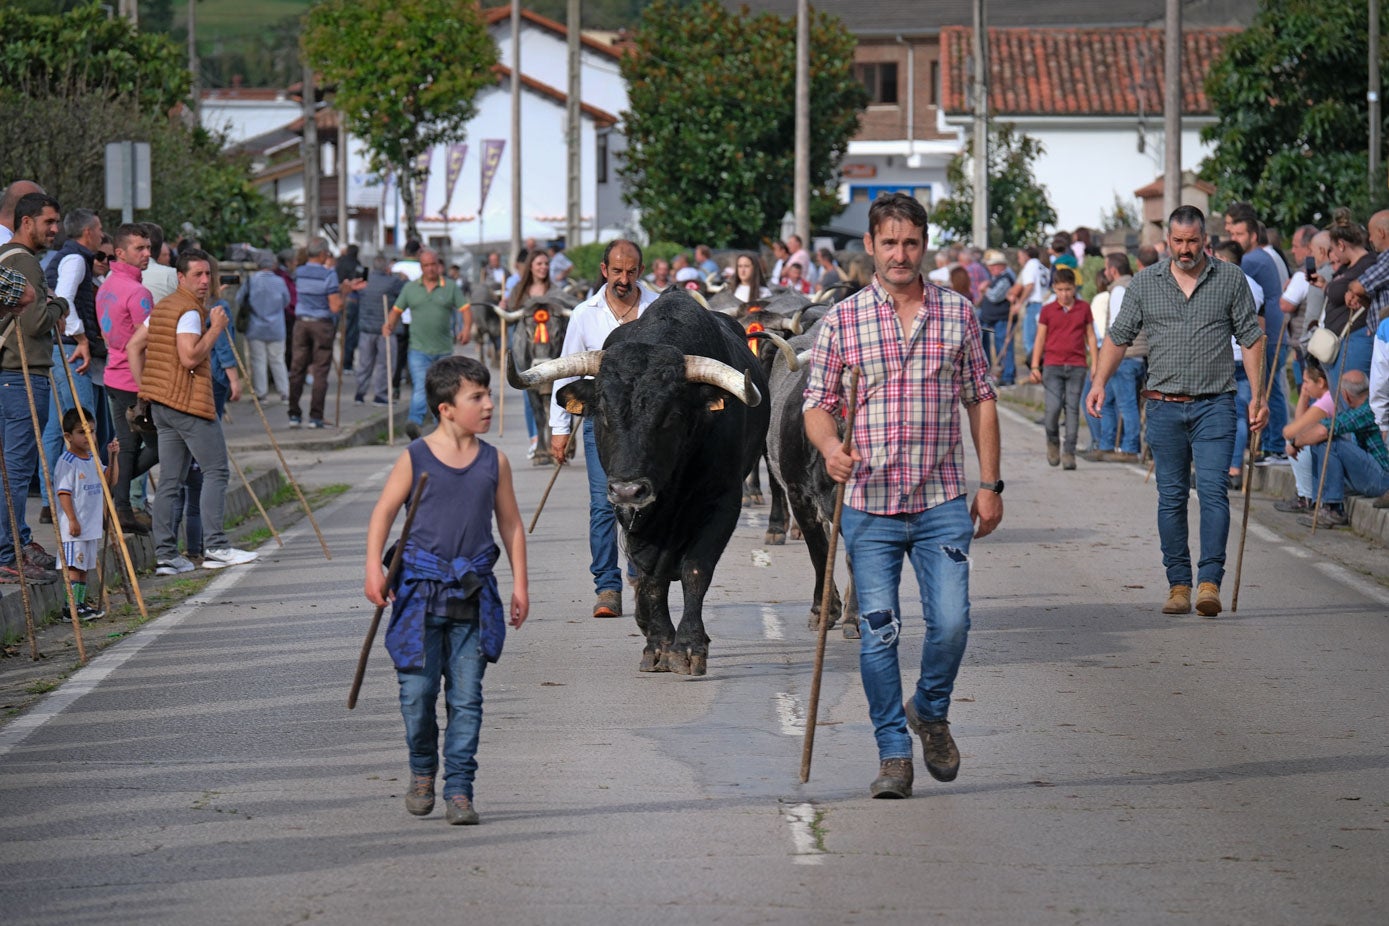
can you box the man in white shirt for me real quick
[1008,245,1049,373]
[140,222,178,304]
[549,240,659,618]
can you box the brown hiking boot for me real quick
[869,758,914,798]
[1061,453,1077,470]
[1046,441,1061,466]
[1101,451,1140,463]
[1162,585,1192,614]
[444,794,480,825]
[404,773,435,816]
[593,589,622,618]
[117,509,151,535]
[905,699,960,782]
[1195,582,1222,617]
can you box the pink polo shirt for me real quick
[96,261,154,393]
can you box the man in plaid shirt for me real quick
[803,193,1002,800]
[1297,370,1389,528]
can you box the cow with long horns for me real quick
[511,291,770,675]
[498,294,573,465]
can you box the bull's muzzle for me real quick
[608,478,655,509]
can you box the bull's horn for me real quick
[495,305,526,322]
[684,356,762,407]
[790,308,804,333]
[796,349,813,366]
[509,350,604,390]
[761,331,800,372]
[688,290,711,310]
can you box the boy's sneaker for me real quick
[77,602,104,621]
[443,794,479,825]
[156,555,196,576]
[405,773,435,816]
[23,542,57,570]
[288,416,302,429]
[203,547,258,567]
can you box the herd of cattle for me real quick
[495,276,863,676]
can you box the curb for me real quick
[0,466,285,644]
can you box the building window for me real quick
[930,61,940,106]
[855,62,899,105]
[849,184,931,208]
[597,131,609,184]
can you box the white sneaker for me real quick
[203,547,258,567]
[156,555,196,576]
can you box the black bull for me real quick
[501,296,572,465]
[511,292,770,675]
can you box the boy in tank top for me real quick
[365,355,529,825]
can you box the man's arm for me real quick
[1241,335,1269,432]
[964,399,1002,538]
[176,307,230,370]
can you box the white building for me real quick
[202,7,636,256]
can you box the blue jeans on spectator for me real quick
[1022,302,1042,363]
[583,417,621,594]
[841,497,973,761]
[171,461,204,557]
[523,389,538,440]
[0,371,50,565]
[1146,393,1236,589]
[980,318,1015,384]
[396,611,487,800]
[1265,339,1290,447]
[1308,435,1389,504]
[1081,370,1103,448]
[39,345,96,503]
[406,349,449,426]
[1329,327,1374,393]
[1101,357,1144,454]
[1231,366,1252,471]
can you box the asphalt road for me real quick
[0,392,1385,926]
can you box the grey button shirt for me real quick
[1107,256,1263,396]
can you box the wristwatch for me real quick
[978,480,1004,494]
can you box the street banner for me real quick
[413,150,433,220]
[443,143,468,215]
[480,139,505,211]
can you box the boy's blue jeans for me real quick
[841,497,973,762]
[1145,393,1236,588]
[397,612,487,800]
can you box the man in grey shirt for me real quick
[1086,206,1266,618]
[354,254,403,405]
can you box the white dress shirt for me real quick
[548,282,660,436]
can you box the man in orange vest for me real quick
[138,249,258,575]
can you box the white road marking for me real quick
[761,605,785,641]
[1246,521,1281,544]
[1313,561,1389,608]
[774,692,804,736]
[784,802,825,864]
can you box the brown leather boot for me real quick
[869,758,914,799]
[1162,585,1192,614]
[1195,581,1222,617]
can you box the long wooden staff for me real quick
[228,448,282,547]
[384,296,394,447]
[227,337,332,559]
[333,311,347,429]
[52,351,146,619]
[348,472,428,709]
[1308,310,1365,537]
[529,429,575,533]
[14,335,87,662]
[992,312,1018,379]
[800,365,861,784]
[1231,318,1288,611]
[499,319,508,438]
[0,432,39,660]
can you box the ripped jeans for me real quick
[841,496,973,762]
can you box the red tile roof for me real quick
[940,26,1236,117]
[483,5,624,59]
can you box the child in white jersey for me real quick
[55,408,119,620]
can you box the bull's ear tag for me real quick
[705,396,726,412]
[564,397,587,415]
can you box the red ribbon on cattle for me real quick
[533,308,550,345]
[746,320,764,356]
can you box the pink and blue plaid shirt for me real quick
[803,275,996,516]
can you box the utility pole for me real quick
[567,0,582,248]
[971,0,988,248]
[119,0,138,27]
[337,109,349,249]
[510,0,522,265]
[1163,0,1182,218]
[794,0,810,250]
[303,63,319,239]
[1372,0,1382,190]
[187,0,199,122]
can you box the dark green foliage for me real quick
[619,0,866,249]
[933,123,1057,248]
[1200,0,1389,230]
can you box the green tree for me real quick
[1200,0,1389,230]
[302,0,498,244]
[619,0,866,249]
[934,123,1057,248]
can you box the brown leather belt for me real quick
[1141,390,1215,403]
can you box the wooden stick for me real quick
[0,431,39,660]
[499,320,507,438]
[227,337,332,560]
[333,311,347,429]
[15,336,86,662]
[228,450,283,547]
[96,511,110,613]
[1232,319,1288,612]
[992,312,1018,380]
[800,365,861,784]
[528,430,574,534]
[52,351,147,620]
[385,297,394,447]
[348,473,429,709]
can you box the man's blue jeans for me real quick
[1145,393,1236,588]
[1231,366,1252,470]
[396,612,487,800]
[1101,357,1144,454]
[0,371,50,564]
[406,349,449,426]
[583,417,621,594]
[1265,339,1290,443]
[40,344,96,502]
[1022,301,1042,362]
[841,497,973,762]
[980,318,1015,384]
[1308,435,1389,504]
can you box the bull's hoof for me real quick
[841,618,860,640]
[806,607,839,632]
[688,652,708,676]
[660,648,691,674]
[639,648,667,673]
[764,529,786,545]
[532,453,553,467]
[789,525,803,541]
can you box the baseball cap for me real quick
[0,266,28,309]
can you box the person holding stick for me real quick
[1294,370,1389,529]
[365,355,528,825]
[803,193,1002,800]
[1086,206,1265,618]
[55,407,118,620]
